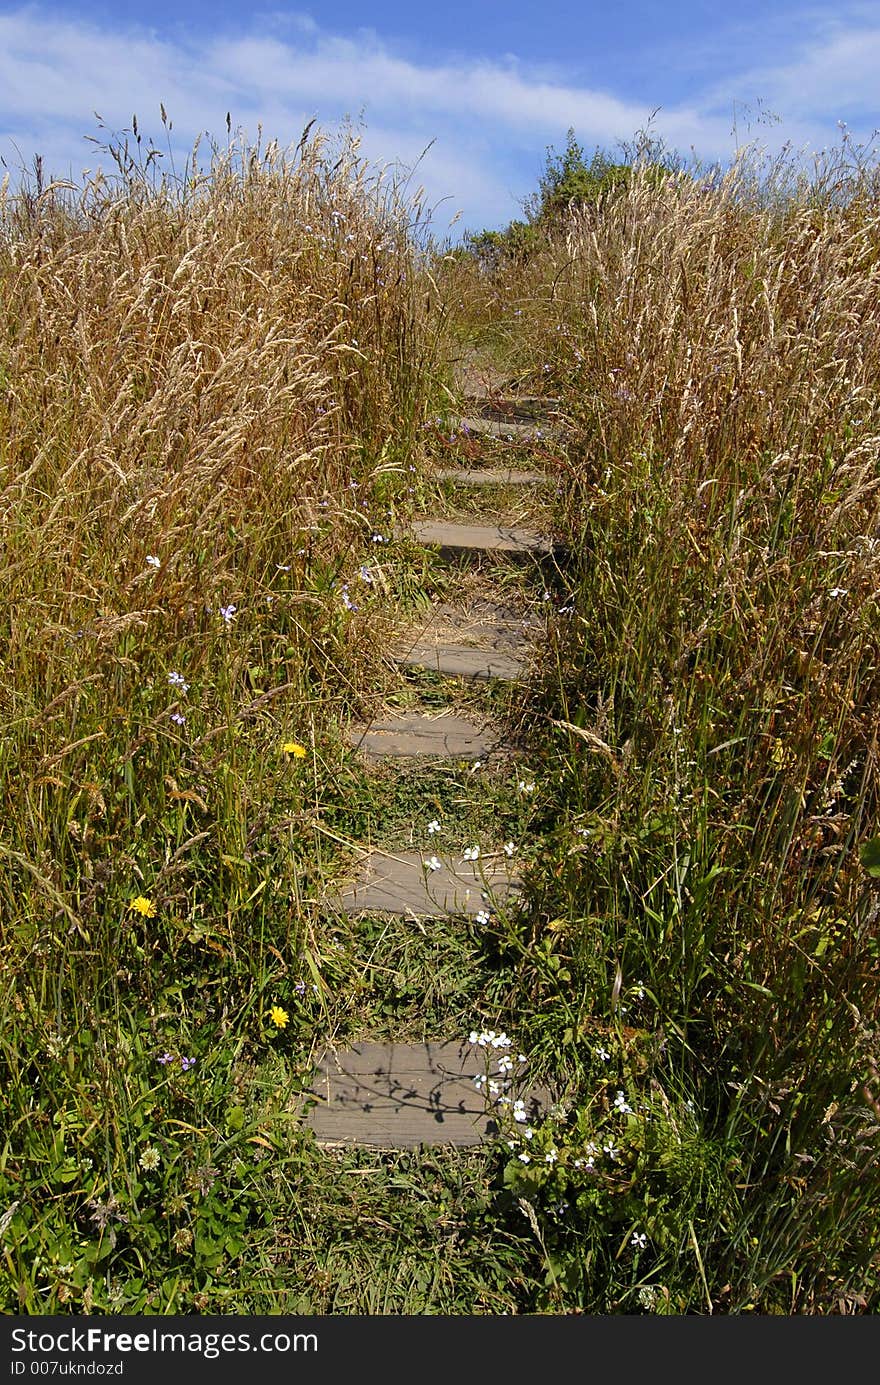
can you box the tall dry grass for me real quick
[1,122,438,717]
[446,145,880,1308]
[0,122,446,1311]
[0,122,442,885]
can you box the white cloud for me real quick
[710,22,880,124]
[1,6,879,231]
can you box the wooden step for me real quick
[465,398,560,422]
[307,1041,550,1147]
[435,466,548,486]
[392,594,539,682]
[347,712,499,760]
[459,415,550,442]
[486,396,560,417]
[394,641,525,681]
[328,850,518,917]
[408,520,554,557]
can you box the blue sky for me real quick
[1,2,879,236]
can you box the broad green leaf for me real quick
[859,837,880,877]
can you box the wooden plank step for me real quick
[409,520,554,557]
[307,1041,551,1147]
[467,398,560,422]
[328,850,518,917]
[435,467,548,486]
[429,595,543,644]
[394,641,525,681]
[459,414,550,442]
[392,594,539,682]
[490,396,560,416]
[347,712,499,760]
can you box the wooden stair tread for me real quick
[327,850,518,917]
[307,1040,551,1147]
[394,642,526,681]
[435,466,548,486]
[347,712,500,759]
[392,594,540,682]
[459,414,551,442]
[480,396,560,416]
[408,520,554,556]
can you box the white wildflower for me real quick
[469,1029,511,1050]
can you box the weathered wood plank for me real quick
[394,641,526,681]
[347,712,500,760]
[409,520,553,556]
[435,467,548,486]
[328,850,518,917]
[459,415,551,442]
[476,397,560,418]
[307,1040,550,1147]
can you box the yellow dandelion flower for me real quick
[129,896,156,918]
[269,1005,289,1030]
[282,741,307,759]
